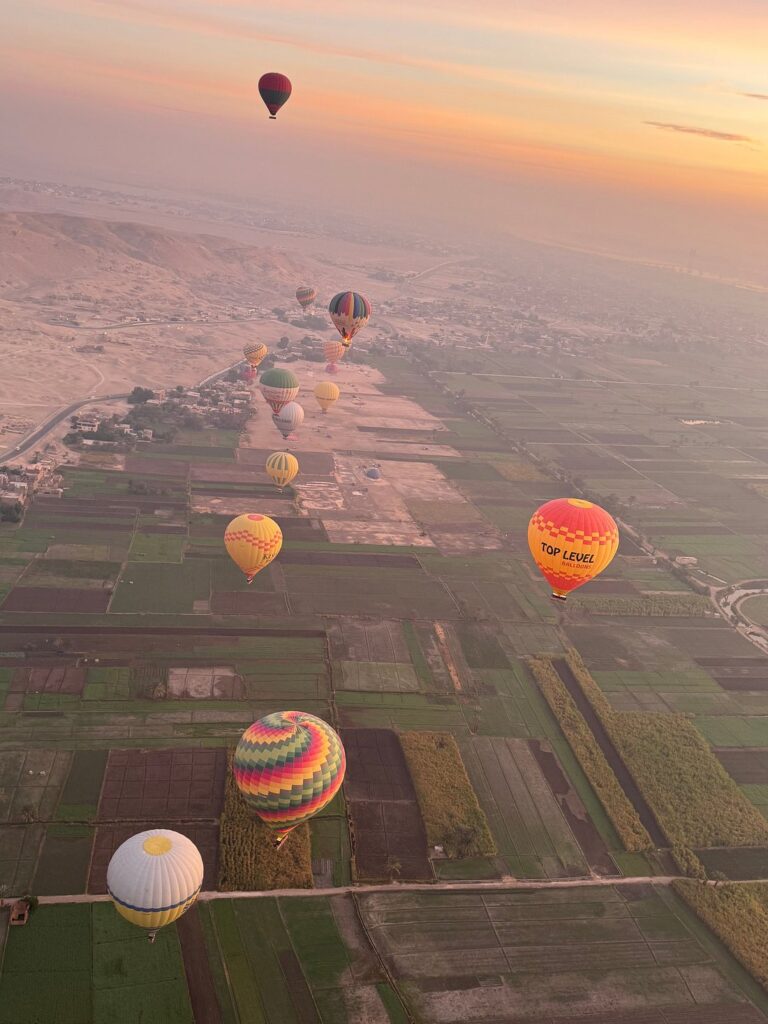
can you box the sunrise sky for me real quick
[3,0,767,277]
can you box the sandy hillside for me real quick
[0,211,332,422]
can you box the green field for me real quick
[111,560,211,612]
[127,532,186,563]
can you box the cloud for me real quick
[644,121,753,142]
[741,92,768,101]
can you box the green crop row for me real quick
[565,650,768,849]
[529,657,652,852]
[400,731,495,859]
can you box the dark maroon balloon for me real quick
[258,73,292,119]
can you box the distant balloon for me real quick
[243,342,268,369]
[259,367,299,413]
[314,381,340,414]
[329,292,371,348]
[296,286,317,311]
[224,513,283,584]
[234,711,346,845]
[273,401,304,439]
[528,498,619,600]
[241,367,256,383]
[258,72,292,119]
[107,829,203,941]
[366,467,381,480]
[323,340,346,373]
[266,451,299,489]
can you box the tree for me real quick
[277,336,290,350]
[127,386,155,405]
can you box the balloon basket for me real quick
[550,592,567,602]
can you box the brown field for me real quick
[210,591,289,615]
[715,750,768,784]
[342,727,432,882]
[97,748,227,820]
[1,587,111,612]
[328,618,410,663]
[167,666,244,700]
[358,886,765,1024]
[10,665,86,696]
[177,907,223,1024]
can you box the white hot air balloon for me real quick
[106,829,204,943]
[272,401,304,440]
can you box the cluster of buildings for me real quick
[0,461,63,518]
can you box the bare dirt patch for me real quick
[10,665,86,696]
[167,666,244,700]
[327,618,410,663]
[342,728,431,881]
[1,587,111,612]
[97,748,227,821]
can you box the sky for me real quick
[2,0,767,280]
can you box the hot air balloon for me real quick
[314,381,339,413]
[241,366,256,383]
[259,367,299,414]
[323,340,345,374]
[106,829,203,943]
[243,342,268,369]
[224,513,283,584]
[258,72,292,119]
[266,451,299,489]
[273,401,304,440]
[366,467,381,480]
[329,292,371,348]
[234,711,346,845]
[527,498,619,601]
[296,286,317,311]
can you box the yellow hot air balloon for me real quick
[107,829,203,942]
[243,342,268,369]
[266,451,299,489]
[224,513,283,584]
[527,497,619,600]
[314,381,340,414]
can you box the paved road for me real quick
[29,874,682,906]
[46,314,268,332]
[0,392,128,462]
[0,358,244,463]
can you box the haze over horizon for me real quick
[3,0,768,285]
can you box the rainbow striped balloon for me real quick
[328,291,371,347]
[233,711,346,845]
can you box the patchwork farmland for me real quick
[3,327,768,1023]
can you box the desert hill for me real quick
[0,211,304,311]
[0,212,326,425]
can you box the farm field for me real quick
[5,270,768,1021]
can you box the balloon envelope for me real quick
[107,829,203,932]
[224,513,283,583]
[296,286,317,310]
[273,401,304,439]
[323,340,346,365]
[259,367,299,413]
[527,497,619,600]
[314,381,340,413]
[266,451,299,488]
[234,711,346,844]
[329,292,371,347]
[258,72,292,118]
[243,342,268,368]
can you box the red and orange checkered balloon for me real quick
[528,498,619,601]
